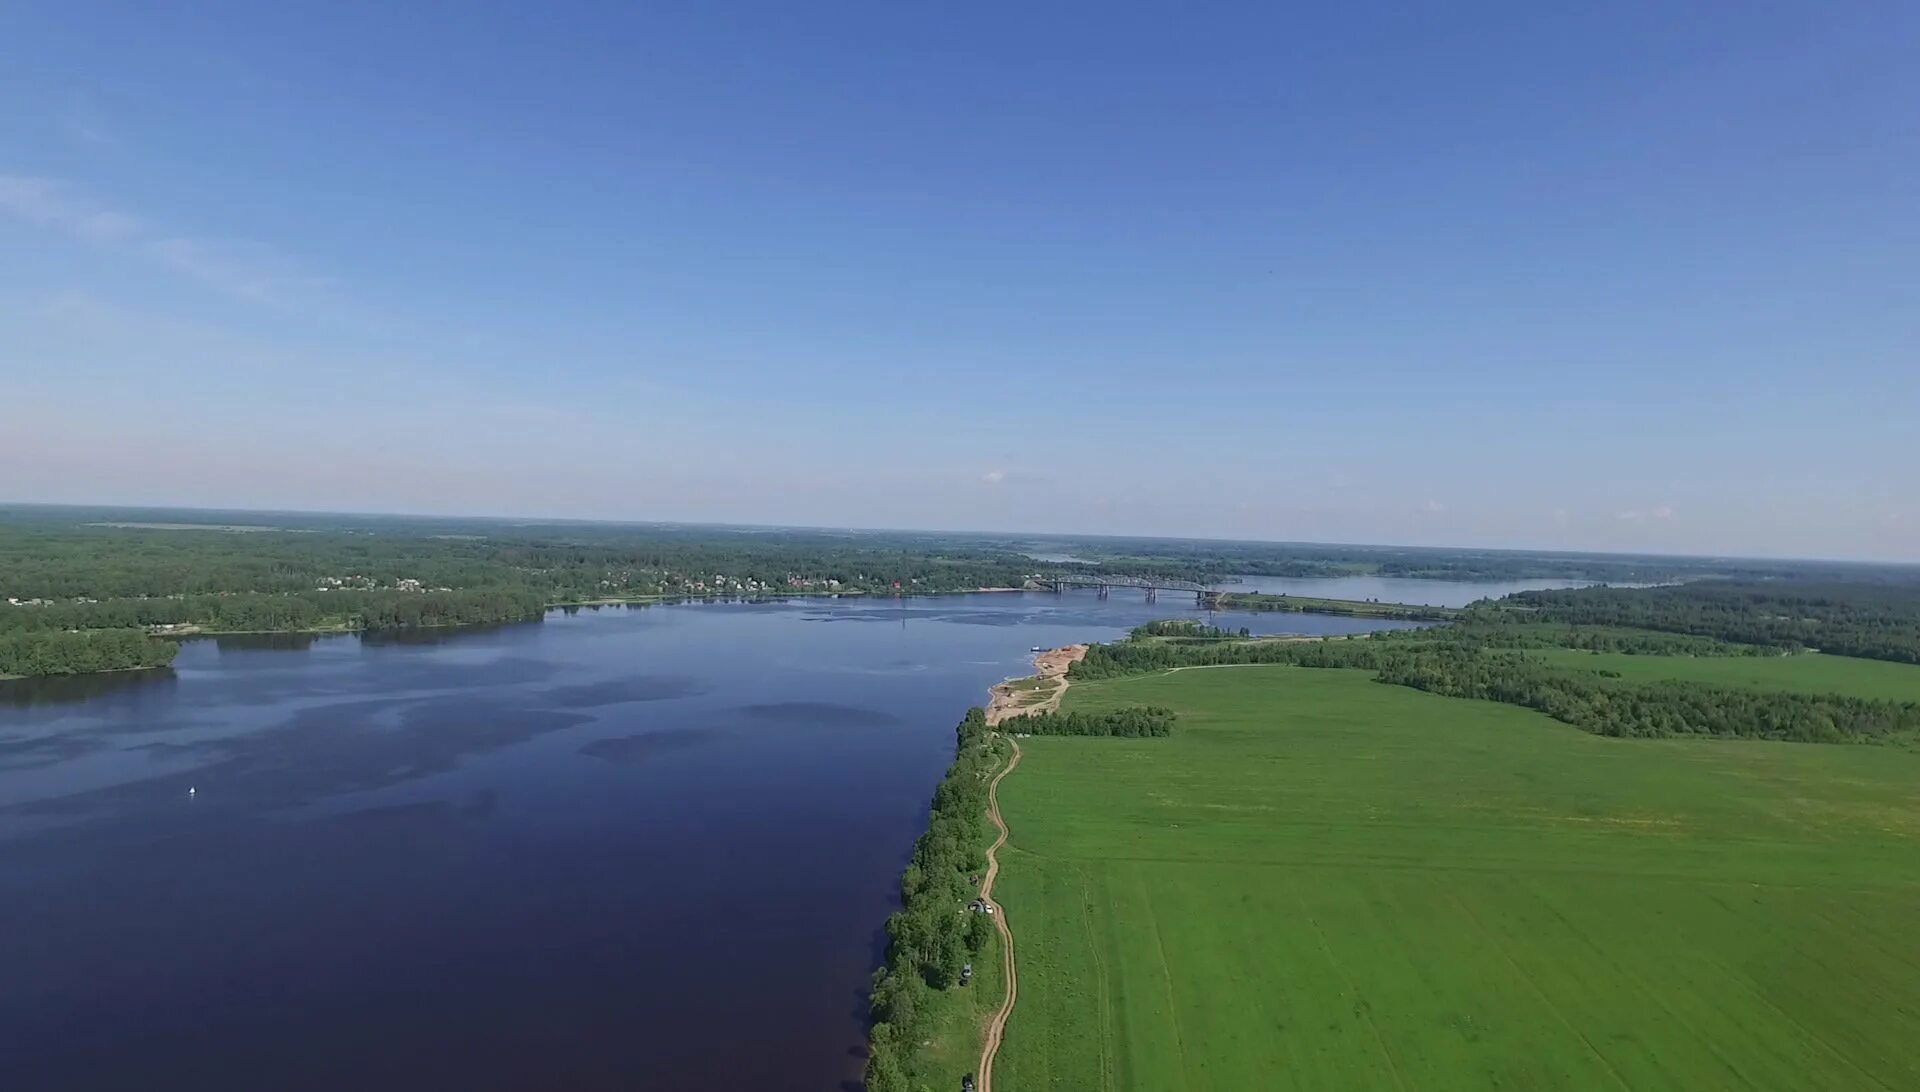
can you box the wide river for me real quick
[0,587,1487,1089]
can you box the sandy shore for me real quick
[985,644,1086,726]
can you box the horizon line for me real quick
[3,499,1914,570]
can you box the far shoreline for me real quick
[10,586,1430,682]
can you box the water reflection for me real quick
[0,666,178,708]
[212,632,327,653]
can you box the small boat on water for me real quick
[1030,646,1044,653]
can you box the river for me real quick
[1209,574,1593,608]
[0,586,1491,1089]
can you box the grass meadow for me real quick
[993,666,1920,1091]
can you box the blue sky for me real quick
[3,3,1915,560]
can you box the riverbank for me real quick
[150,586,1037,638]
[986,645,1086,725]
[550,585,1031,609]
[865,645,1085,1092]
[972,647,1087,1091]
[13,583,1421,681]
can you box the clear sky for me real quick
[3,3,1915,560]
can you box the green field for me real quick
[1525,649,1920,702]
[994,666,1920,1091]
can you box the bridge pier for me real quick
[1097,584,1109,600]
[1145,587,1157,604]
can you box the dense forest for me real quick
[0,629,179,678]
[1019,534,1920,586]
[1133,620,1251,639]
[0,510,1060,675]
[6,506,1918,677]
[0,588,550,635]
[865,708,1000,1092]
[1484,583,1920,664]
[1000,706,1177,737]
[1405,621,1783,657]
[0,520,1045,603]
[1072,633,1389,678]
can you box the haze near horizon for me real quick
[3,4,1915,561]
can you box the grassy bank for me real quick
[993,665,1920,1090]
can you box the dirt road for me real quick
[976,644,1083,1091]
[975,737,1021,1092]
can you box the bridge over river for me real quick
[1039,574,1221,605]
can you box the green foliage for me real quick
[1133,620,1250,639]
[1416,621,1780,656]
[1073,635,1389,679]
[1378,649,1920,742]
[1525,649,1920,702]
[866,708,998,1091]
[1001,706,1177,737]
[1021,535,1920,586]
[1483,583,1920,664]
[0,513,1058,673]
[1075,629,1920,744]
[0,629,178,677]
[1214,593,1458,621]
[0,517,1045,605]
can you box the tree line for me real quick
[1378,648,1920,743]
[999,706,1177,737]
[1480,583,1920,664]
[1036,537,1913,586]
[865,708,1000,1092]
[1072,634,1920,744]
[0,630,179,677]
[1214,593,1458,621]
[0,520,1048,605]
[1072,634,1386,678]
[1380,621,1784,657]
[0,588,549,637]
[1133,620,1250,639]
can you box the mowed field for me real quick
[1524,649,1920,703]
[993,667,1920,1091]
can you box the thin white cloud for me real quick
[980,467,1049,488]
[146,236,329,305]
[1616,505,1676,523]
[0,175,141,242]
[1422,498,1446,513]
[0,173,322,305]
